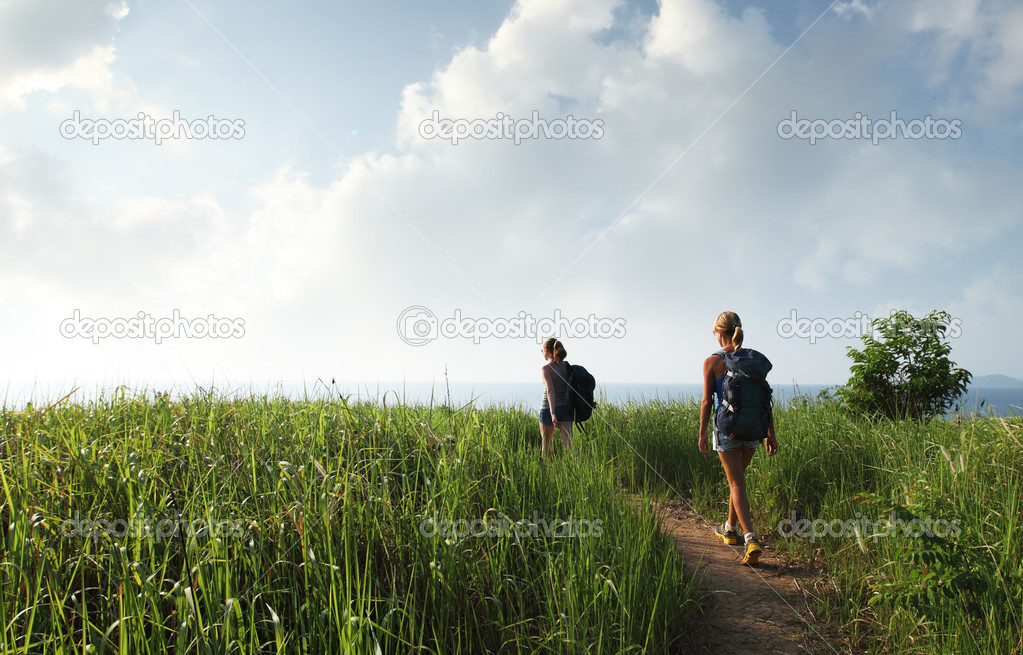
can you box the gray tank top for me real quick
[541,361,570,410]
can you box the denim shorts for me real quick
[539,404,573,426]
[712,432,761,452]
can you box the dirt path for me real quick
[649,499,834,655]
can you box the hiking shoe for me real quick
[741,538,763,565]
[714,524,738,546]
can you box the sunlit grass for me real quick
[593,394,1023,655]
[0,390,697,654]
[3,387,1019,653]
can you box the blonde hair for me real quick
[713,311,744,348]
[543,337,567,364]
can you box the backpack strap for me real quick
[714,350,735,377]
[713,350,738,413]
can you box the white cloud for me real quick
[905,0,1023,117]
[0,0,130,113]
[644,0,774,74]
[909,0,981,38]
[834,1,878,21]
[1,0,1022,390]
[979,4,1023,111]
[946,265,1023,375]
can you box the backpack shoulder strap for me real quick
[713,350,737,389]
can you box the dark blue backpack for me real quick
[565,362,596,423]
[714,348,773,441]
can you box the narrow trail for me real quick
[648,500,836,655]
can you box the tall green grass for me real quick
[4,389,1019,653]
[760,400,1023,655]
[0,390,697,654]
[589,394,1023,654]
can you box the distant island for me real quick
[971,374,1023,387]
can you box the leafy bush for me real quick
[837,310,972,421]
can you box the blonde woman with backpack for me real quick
[698,312,778,565]
[540,337,574,459]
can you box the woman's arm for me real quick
[765,412,778,456]
[698,356,718,454]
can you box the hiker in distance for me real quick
[698,312,778,565]
[540,337,574,459]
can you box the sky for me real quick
[1,0,1021,402]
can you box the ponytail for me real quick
[731,324,744,348]
[713,311,744,348]
[543,337,568,364]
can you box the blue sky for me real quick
[1,0,1021,401]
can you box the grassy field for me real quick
[0,390,698,654]
[594,396,1023,654]
[1,389,1020,653]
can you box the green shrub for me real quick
[837,310,972,421]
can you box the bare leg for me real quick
[726,447,756,527]
[540,423,555,459]
[718,448,757,535]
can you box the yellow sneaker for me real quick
[741,538,763,565]
[714,524,738,546]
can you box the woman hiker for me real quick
[698,311,778,565]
